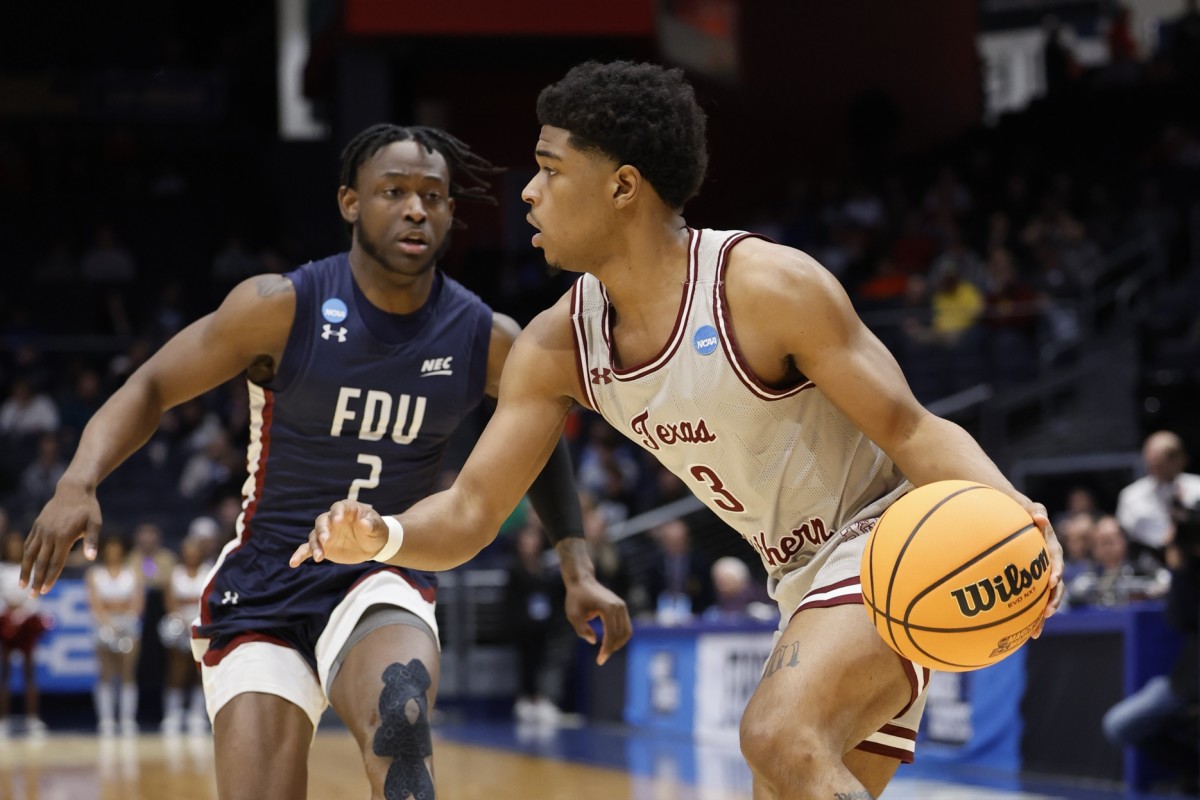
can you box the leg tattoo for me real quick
[372,660,435,799]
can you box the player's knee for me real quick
[367,660,436,798]
[740,713,828,786]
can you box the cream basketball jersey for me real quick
[570,228,910,594]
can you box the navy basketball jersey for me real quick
[194,253,492,667]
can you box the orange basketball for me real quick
[860,480,1051,672]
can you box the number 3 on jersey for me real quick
[349,454,382,501]
[688,464,745,513]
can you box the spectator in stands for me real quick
[0,530,50,737]
[505,521,566,725]
[0,377,59,437]
[186,515,223,564]
[87,535,144,735]
[983,247,1039,383]
[1103,501,1200,794]
[577,420,640,523]
[1067,515,1166,607]
[1117,431,1200,561]
[19,433,66,518]
[1058,485,1099,525]
[160,535,210,736]
[646,519,713,625]
[1058,512,1096,585]
[128,522,177,593]
[929,262,985,345]
[929,226,987,294]
[580,491,633,612]
[177,427,239,501]
[703,556,771,621]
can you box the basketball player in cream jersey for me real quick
[294,61,1066,799]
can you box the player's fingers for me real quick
[83,519,101,561]
[1044,576,1065,618]
[289,541,312,568]
[30,539,58,595]
[568,610,598,645]
[315,511,331,546]
[599,603,633,664]
[18,530,41,589]
[1031,616,1046,640]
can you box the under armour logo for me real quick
[222,591,239,606]
[590,368,613,385]
[322,324,348,342]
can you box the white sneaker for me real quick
[99,719,117,737]
[0,718,9,738]
[534,697,562,726]
[161,714,182,736]
[120,719,139,737]
[24,717,48,738]
[513,697,538,723]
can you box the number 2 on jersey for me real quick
[688,464,745,513]
[348,454,382,501]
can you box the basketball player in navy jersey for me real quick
[20,123,631,800]
[294,64,1068,799]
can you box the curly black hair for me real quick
[340,124,502,199]
[339,124,502,235]
[536,61,708,210]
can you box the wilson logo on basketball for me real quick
[949,549,1050,618]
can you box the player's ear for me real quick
[612,165,640,209]
[338,186,359,224]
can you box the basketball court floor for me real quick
[0,717,1185,799]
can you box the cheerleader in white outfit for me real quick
[87,535,143,735]
[160,536,210,736]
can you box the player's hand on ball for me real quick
[290,500,386,567]
[1026,500,1065,635]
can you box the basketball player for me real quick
[292,63,1065,799]
[19,124,631,800]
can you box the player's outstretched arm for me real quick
[489,314,632,664]
[292,294,582,573]
[726,241,1064,622]
[20,275,295,595]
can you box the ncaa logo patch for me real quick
[693,325,719,356]
[322,298,348,324]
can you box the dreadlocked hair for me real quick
[339,124,503,230]
[537,61,708,210]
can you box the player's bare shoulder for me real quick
[498,290,586,408]
[208,273,298,378]
[724,238,846,341]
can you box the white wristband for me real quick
[372,516,405,562]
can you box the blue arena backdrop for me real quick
[6,579,101,693]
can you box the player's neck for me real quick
[596,218,691,316]
[347,249,437,314]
